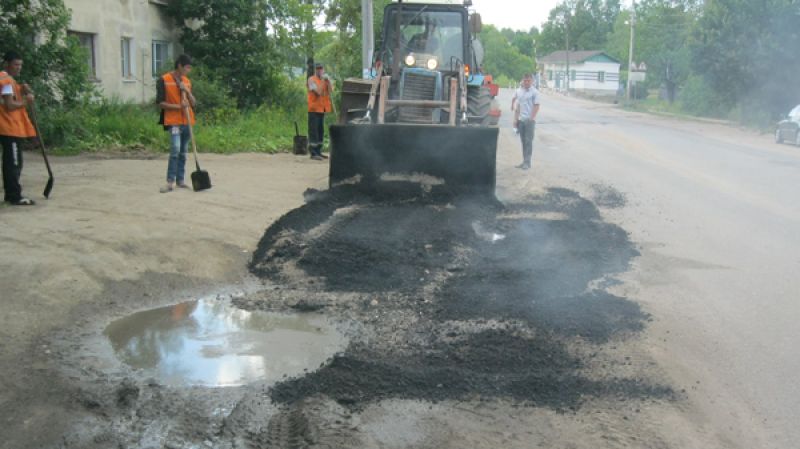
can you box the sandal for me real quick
[176,183,190,189]
[10,198,35,206]
[159,184,174,193]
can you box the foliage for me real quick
[320,0,393,79]
[165,0,302,109]
[0,0,94,107]
[479,25,535,82]
[42,98,308,155]
[690,0,800,119]
[607,0,696,103]
[537,0,622,56]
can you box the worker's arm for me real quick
[308,78,323,96]
[179,83,196,108]
[531,103,540,121]
[1,84,32,111]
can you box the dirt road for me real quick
[1,91,796,448]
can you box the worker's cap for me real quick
[314,63,324,69]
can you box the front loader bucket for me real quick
[329,124,498,194]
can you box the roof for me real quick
[538,51,621,65]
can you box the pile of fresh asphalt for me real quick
[249,183,671,411]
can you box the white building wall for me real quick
[64,0,179,103]
[541,60,621,95]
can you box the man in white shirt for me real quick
[513,73,540,170]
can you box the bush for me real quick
[678,75,726,118]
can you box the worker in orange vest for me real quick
[0,51,37,206]
[307,63,333,160]
[156,54,196,193]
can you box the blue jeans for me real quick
[166,125,191,183]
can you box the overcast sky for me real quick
[471,0,633,32]
[472,0,562,31]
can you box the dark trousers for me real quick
[518,120,536,165]
[307,112,325,156]
[1,135,23,203]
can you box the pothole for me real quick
[103,298,346,387]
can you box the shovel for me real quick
[184,101,211,191]
[293,121,308,155]
[27,102,54,199]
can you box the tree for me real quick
[537,0,621,56]
[320,0,393,79]
[690,0,800,119]
[607,0,697,103]
[479,25,535,82]
[0,0,93,106]
[165,0,295,108]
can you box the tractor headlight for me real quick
[426,58,439,70]
[404,54,416,67]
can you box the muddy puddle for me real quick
[104,298,346,387]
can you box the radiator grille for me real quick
[400,71,437,123]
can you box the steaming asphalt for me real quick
[493,88,799,448]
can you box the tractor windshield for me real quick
[384,9,465,71]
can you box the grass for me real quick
[40,100,317,155]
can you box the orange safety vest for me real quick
[0,71,36,138]
[161,73,195,126]
[307,75,332,113]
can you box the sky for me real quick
[472,0,563,31]
[471,0,633,32]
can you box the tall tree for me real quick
[0,0,93,106]
[607,0,697,102]
[690,0,800,117]
[166,0,293,108]
[479,25,536,82]
[537,0,621,56]
[320,0,392,79]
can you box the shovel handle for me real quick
[181,92,201,171]
[295,121,300,137]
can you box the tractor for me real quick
[330,0,500,193]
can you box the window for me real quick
[548,70,553,80]
[152,40,170,78]
[69,31,97,79]
[570,70,576,81]
[121,37,133,79]
[598,71,605,82]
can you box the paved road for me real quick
[494,88,800,449]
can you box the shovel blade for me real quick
[191,169,212,191]
[43,177,53,199]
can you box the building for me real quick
[64,0,180,103]
[538,50,621,97]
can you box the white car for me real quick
[775,104,800,146]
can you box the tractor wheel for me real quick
[467,86,492,126]
[775,128,783,144]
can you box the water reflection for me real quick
[104,299,345,387]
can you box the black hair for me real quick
[3,51,22,63]
[174,54,192,69]
[522,73,533,79]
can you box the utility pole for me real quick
[564,8,570,94]
[361,0,374,79]
[626,0,636,101]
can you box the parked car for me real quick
[775,104,800,146]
